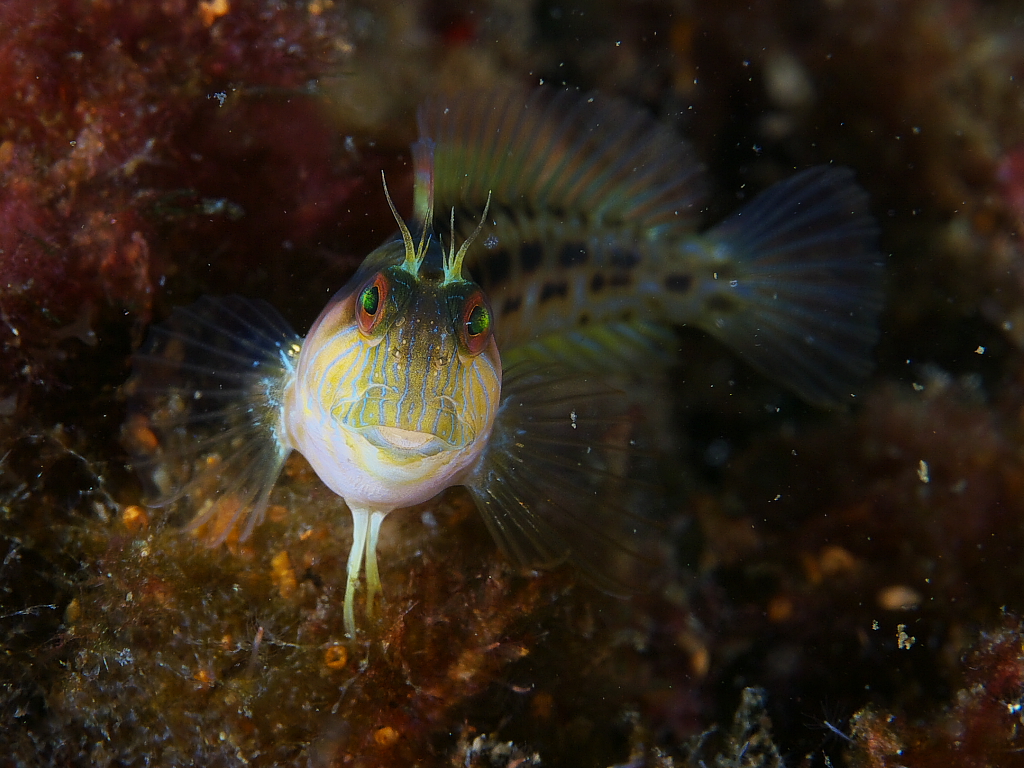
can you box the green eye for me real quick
[452,288,492,355]
[360,285,380,315]
[466,303,490,337]
[356,272,390,335]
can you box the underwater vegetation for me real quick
[3,0,1024,766]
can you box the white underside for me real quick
[283,374,493,636]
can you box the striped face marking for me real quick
[325,264,499,455]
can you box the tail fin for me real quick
[123,296,301,545]
[697,166,884,406]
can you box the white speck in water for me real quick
[570,409,577,429]
[917,459,930,484]
[896,624,916,650]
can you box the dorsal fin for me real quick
[417,87,707,240]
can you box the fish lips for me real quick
[359,425,457,457]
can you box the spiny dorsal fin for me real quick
[418,87,707,240]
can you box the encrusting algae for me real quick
[125,86,884,637]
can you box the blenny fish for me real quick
[125,87,884,636]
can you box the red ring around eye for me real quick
[460,292,492,355]
[356,272,389,335]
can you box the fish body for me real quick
[126,87,884,636]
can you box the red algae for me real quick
[0,0,357,404]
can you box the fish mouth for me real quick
[333,394,472,449]
[360,426,453,457]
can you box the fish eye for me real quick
[459,291,492,355]
[467,304,489,336]
[356,272,389,335]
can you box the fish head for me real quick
[330,256,501,454]
[290,235,502,507]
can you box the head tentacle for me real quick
[382,171,434,277]
[443,191,492,285]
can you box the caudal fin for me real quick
[123,296,301,545]
[698,166,884,406]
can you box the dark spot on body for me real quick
[483,248,512,288]
[501,295,522,315]
[610,247,641,269]
[559,241,588,268]
[665,273,693,292]
[540,282,568,303]
[705,294,740,314]
[520,242,544,273]
[609,272,631,288]
[590,273,606,293]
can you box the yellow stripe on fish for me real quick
[125,86,885,638]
